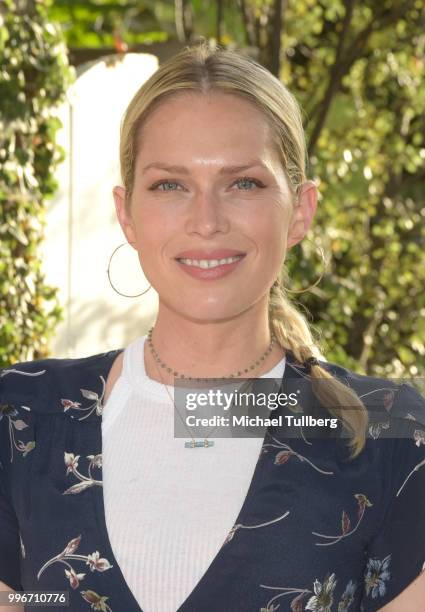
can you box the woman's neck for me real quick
[142,306,285,385]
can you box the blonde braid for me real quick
[269,273,369,460]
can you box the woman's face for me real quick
[113,92,317,323]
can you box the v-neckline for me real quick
[93,345,303,612]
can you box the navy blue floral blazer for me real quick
[1,347,425,612]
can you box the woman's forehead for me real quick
[133,94,276,173]
[138,92,271,142]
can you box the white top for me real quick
[102,335,286,612]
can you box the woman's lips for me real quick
[175,248,245,259]
[175,254,246,280]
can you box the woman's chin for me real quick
[157,287,269,323]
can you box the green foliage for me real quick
[47,0,166,48]
[0,0,75,366]
[279,0,425,377]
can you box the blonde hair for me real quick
[118,41,369,460]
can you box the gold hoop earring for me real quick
[277,238,327,295]
[107,242,152,298]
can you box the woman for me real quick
[1,42,424,612]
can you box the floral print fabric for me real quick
[0,348,424,611]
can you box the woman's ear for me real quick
[287,180,318,249]
[112,186,137,246]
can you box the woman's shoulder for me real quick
[0,347,124,417]
[319,355,425,437]
[340,370,425,440]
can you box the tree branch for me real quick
[341,0,415,72]
[307,0,416,152]
[308,0,356,156]
[237,0,256,47]
[216,0,225,44]
[174,0,194,42]
[268,0,285,77]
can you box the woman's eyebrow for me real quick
[141,160,271,175]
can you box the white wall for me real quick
[41,53,159,358]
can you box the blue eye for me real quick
[152,181,180,192]
[234,177,265,190]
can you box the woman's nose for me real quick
[184,191,230,236]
